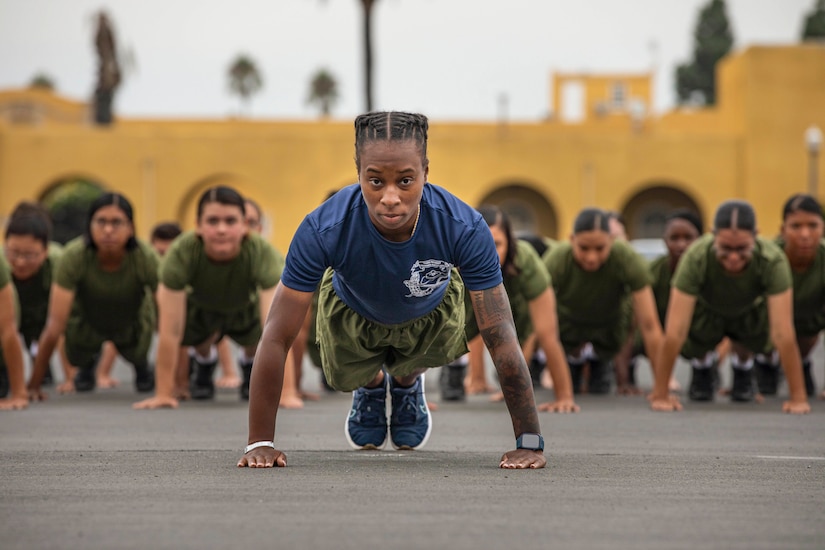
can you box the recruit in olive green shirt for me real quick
[672,234,791,319]
[543,239,651,327]
[55,237,159,335]
[160,231,284,314]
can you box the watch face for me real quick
[520,433,541,449]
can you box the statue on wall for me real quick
[93,11,121,125]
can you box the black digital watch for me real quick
[516,433,544,451]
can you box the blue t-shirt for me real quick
[281,183,502,325]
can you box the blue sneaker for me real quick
[345,378,388,450]
[389,374,432,450]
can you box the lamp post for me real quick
[805,125,822,198]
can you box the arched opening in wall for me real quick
[177,174,255,232]
[39,177,106,244]
[478,184,558,239]
[621,185,702,239]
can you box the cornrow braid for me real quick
[354,111,429,171]
[573,207,610,234]
[714,199,756,233]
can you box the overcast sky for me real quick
[0,0,816,121]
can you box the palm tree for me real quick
[321,0,377,112]
[228,54,263,115]
[307,69,340,117]
[360,0,377,112]
[29,73,56,91]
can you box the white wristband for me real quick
[244,441,275,453]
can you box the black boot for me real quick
[802,359,815,397]
[240,359,253,401]
[133,362,155,393]
[0,366,8,398]
[528,354,546,388]
[587,359,612,395]
[74,356,99,392]
[754,359,780,396]
[439,361,466,401]
[627,357,637,387]
[568,361,584,395]
[688,366,714,401]
[190,356,217,400]
[730,367,754,402]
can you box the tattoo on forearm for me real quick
[489,345,541,435]
[472,286,508,329]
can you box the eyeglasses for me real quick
[4,248,45,262]
[92,217,129,230]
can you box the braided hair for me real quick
[354,111,429,172]
[713,200,756,233]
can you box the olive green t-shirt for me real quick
[1,255,20,325]
[465,239,551,343]
[543,239,651,326]
[775,236,825,335]
[648,255,673,326]
[55,238,159,334]
[673,234,791,319]
[505,239,552,338]
[160,231,284,314]
[14,242,63,341]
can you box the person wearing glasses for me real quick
[27,193,159,399]
[0,244,28,410]
[649,200,810,414]
[2,203,71,389]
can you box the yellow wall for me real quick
[1,45,824,251]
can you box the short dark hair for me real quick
[85,192,138,250]
[782,193,823,220]
[354,111,429,172]
[666,209,704,235]
[244,197,262,220]
[713,200,756,233]
[150,222,182,242]
[516,232,549,258]
[477,204,518,278]
[573,208,610,234]
[197,186,246,220]
[5,201,53,247]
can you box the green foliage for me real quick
[675,0,734,106]
[41,179,104,244]
[306,68,339,117]
[802,0,825,40]
[228,54,263,110]
[29,73,55,91]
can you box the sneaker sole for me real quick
[344,385,388,450]
[391,373,433,451]
[344,415,387,450]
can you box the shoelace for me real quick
[393,387,422,425]
[354,390,385,426]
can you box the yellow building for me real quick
[1,44,824,253]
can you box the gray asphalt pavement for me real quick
[1,359,824,550]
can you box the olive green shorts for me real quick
[316,268,469,391]
[558,314,630,360]
[794,313,825,340]
[181,297,262,348]
[64,300,155,368]
[681,302,771,359]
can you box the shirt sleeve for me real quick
[253,236,285,289]
[159,235,192,291]
[515,240,550,301]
